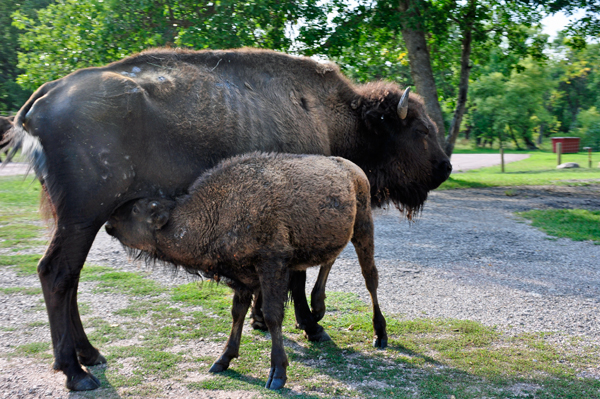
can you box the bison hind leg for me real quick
[290,270,331,342]
[351,199,388,349]
[249,289,268,331]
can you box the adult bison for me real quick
[7,48,451,390]
[0,115,14,162]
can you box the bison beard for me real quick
[6,47,450,391]
[105,153,388,390]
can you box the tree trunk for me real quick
[507,126,521,150]
[464,119,472,140]
[444,0,476,156]
[522,128,538,150]
[398,0,446,146]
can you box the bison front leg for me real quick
[40,224,104,391]
[209,288,252,373]
[258,260,289,390]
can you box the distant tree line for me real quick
[1,0,599,153]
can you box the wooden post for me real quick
[500,148,505,173]
[584,147,592,168]
[557,142,562,166]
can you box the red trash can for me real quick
[551,137,580,153]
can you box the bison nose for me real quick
[438,159,452,177]
[432,159,452,186]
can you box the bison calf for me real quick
[106,152,387,390]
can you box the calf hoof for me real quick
[66,371,101,391]
[78,352,107,366]
[251,318,268,331]
[265,366,287,390]
[373,337,388,349]
[209,362,229,373]
[304,329,331,342]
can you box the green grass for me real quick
[0,176,46,251]
[518,209,600,243]
[0,286,42,295]
[0,254,41,276]
[442,151,600,189]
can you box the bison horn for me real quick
[397,87,410,120]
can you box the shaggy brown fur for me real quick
[105,153,388,390]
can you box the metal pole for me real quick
[557,142,562,166]
[584,147,592,168]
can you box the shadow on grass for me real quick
[85,364,123,399]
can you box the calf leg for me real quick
[258,260,289,390]
[310,260,335,322]
[351,207,387,349]
[290,271,330,342]
[210,288,252,372]
[249,289,267,331]
[40,223,104,390]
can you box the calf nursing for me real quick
[105,153,387,390]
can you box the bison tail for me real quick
[3,82,56,181]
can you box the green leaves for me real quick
[11,0,329,91]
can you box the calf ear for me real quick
[146,201,170,230]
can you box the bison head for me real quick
[352,84,452,217]
[105,198,175,252]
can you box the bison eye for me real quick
[132,205,139,215]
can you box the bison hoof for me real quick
[265,366,287,390]
[251,318,268,331]
[373,337,388,349]
[78,352,107,366]
[66,370,101,391]
[209,362,229,373]
[304,329,331,342]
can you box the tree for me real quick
[305,0,546,156]
[0,0,52,113]
[470,58,557,149]
[13,0,327,91]
[574,107,600,150]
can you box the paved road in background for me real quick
[450,153,529,173]
[1,154,530,177]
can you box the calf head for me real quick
[355,85,452,216]
[105,198,175,251]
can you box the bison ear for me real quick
[146,200,171,230]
